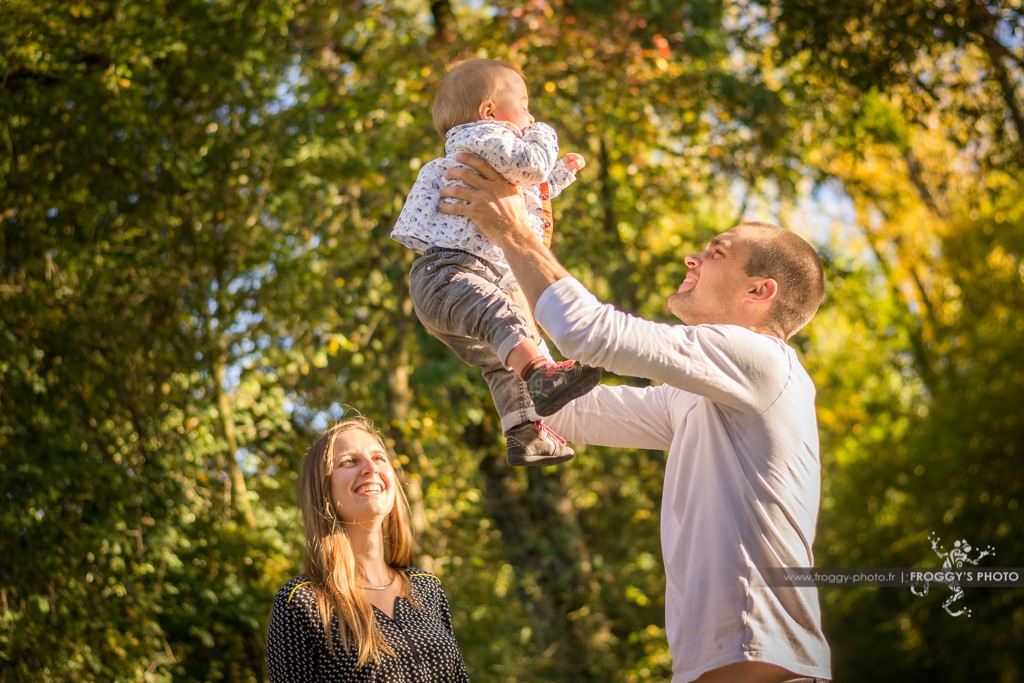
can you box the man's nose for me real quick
[684,253,700,268]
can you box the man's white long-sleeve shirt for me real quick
[540,278,831,683]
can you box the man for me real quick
[439,153,831,683]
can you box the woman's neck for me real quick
[347,522,391,584]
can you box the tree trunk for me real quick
[213,352,256,528]
[970,0,1024,157]
[474,417,607,681]
[383,251,436,570]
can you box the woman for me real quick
[266,416,470,681]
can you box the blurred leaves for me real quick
[2,1,1022,681]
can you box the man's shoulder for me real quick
[691,324,792,355]
[689,324,808,392]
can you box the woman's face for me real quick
[329,428,397,526]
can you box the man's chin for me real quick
[666,296,690,324]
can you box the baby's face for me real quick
[486,68,535,131]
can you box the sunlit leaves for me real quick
[771,2,1024,678]
[4,1,1022,681]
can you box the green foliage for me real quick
[2,1,1022,681]
[772,1,1024,678]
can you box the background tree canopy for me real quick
[1,0,1021,681]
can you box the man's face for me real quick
[667,226,760,326]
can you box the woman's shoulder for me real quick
[273,575,317,608]
[267,577,323,642]
[403,566,443,584]
[403,567,447,595]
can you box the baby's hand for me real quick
[562,153,586,174]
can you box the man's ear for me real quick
[478,100,495,120]
[747,277,778,302]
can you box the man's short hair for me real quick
[432,57,524,137]
[740,221,825,339]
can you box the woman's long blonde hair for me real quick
[298,416,415,666]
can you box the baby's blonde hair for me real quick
[432,57,525,137]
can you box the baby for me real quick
[392,57,600,467]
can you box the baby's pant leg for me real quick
[409,250,540,431]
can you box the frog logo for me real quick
[911,533,995,617]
